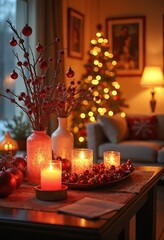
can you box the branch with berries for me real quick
[0,19,95,131]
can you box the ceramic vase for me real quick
[26,130,52,185]
[51,118,74,165]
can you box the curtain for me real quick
[28,0,65,135]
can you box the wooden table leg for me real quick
[118,222,130,240]
[136,186,157,240]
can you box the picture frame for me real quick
[106,16,145,76]
[163,14,164,73]
[67,8,84,59]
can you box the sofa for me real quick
[86,113,164,167]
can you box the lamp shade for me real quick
[140,66,164,87]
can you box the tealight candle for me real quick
[41,161,61,190]
[104,151,120,168]
[71,148,93,174]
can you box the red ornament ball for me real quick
[10,70,18,79]
[22,24,32,36]
[36,43,44,52]
[0,170,17,198]
[66,67,75,78]
[10,37,17,46]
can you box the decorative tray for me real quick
[62,160,134,190]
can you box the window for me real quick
[0,0,28,136]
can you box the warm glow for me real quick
[93,90,99,96]
[98,108,106,115]
[104,94,110,99]
[98,38,103,43]
[94,60,99,65]
[91,39,97,44]
[91,79,99,85]
[80,113,86,119]
[104,88,109,93]
[79,137,84,143]
[88,76,93,80]
[96,75,101,80]
[73,127,78,133]
[121,112,126,117]
[41,162,62,190]
[88,111,93,116]
[112,90,117,96]
[71,148,93,174]
[108,111,114,116]
[90,50,98,56]
[104,151,120,168]
[83,100,88,105]
[90,116,95,122]
[92,106,97,112]
[104,51,110,57]
[0,132,18,155]
[96,32,101,37]
[140,66,164,87]
[94,67,99,72]
[113,82,120,89]
[98,62,103,67]
[112,60,117,65]
[96,98,101,103]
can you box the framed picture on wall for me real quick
[163,14,164,73]
[106,16,145,76]
[67,8,84,59]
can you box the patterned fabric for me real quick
[126,115,158,140]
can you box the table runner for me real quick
[0,170,154,213]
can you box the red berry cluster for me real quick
[0,19,94,130]
[62,159,134,185]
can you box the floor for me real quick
[130,180,164,240]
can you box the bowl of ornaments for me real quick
[62,159,134,190]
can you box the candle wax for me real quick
[41,164,61,190]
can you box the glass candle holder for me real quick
[71,148,93,174]
[103,151,120,168]
[41,161,62,190]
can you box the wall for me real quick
[63,0,164,115]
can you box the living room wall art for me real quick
[106,16,145,76]
[67,8,84,59]
[163,14,164,73]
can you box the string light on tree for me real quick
[70,24,128,147]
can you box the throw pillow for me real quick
[97,114,128,143]
[126,115,158,140]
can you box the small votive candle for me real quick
[71,148,93,174]
[104,151,120,168]
[41,161,62,190]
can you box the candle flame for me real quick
[49,164,54,172]
[80,151,85,159]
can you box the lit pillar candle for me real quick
[41,161,61,190]
[104,151,120,168]
[71,148,93,174]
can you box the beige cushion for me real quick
[97,114,128,143]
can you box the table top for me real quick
[0,165,163,240]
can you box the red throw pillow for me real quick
[126,115,158,140]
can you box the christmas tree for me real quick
[70,24,128,148]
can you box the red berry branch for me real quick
[0,19,94,131]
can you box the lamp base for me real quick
[150,89,156,113]
[150,99,156,113]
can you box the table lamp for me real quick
[140,66,164,112]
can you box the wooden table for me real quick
[0,165,163,240]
